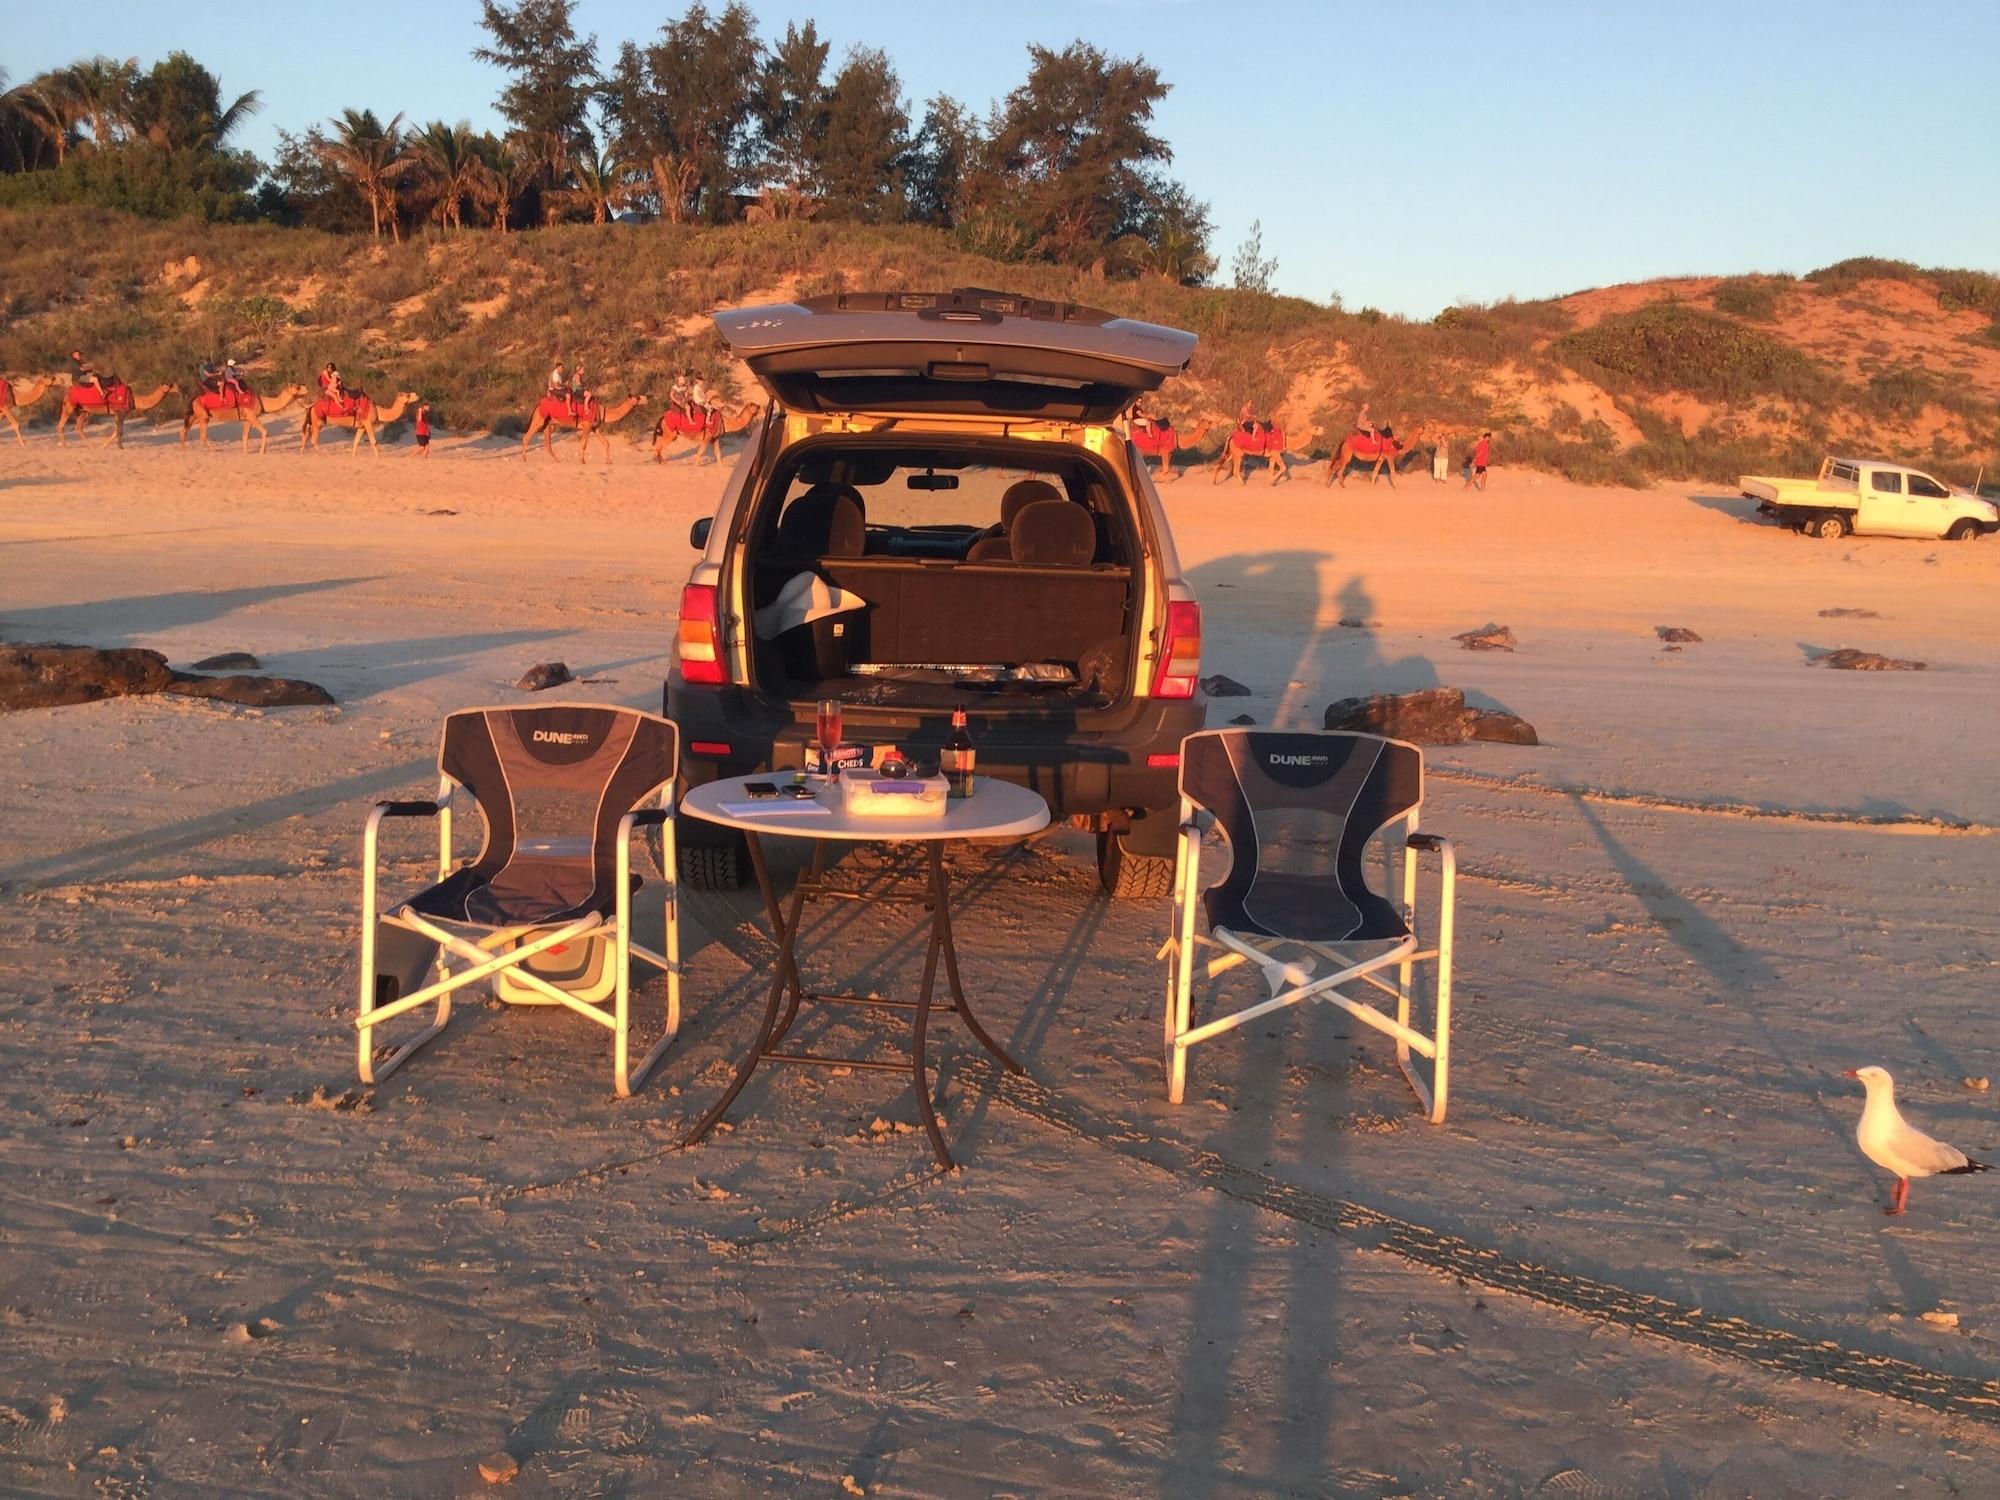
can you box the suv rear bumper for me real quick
[667,672,1205,844]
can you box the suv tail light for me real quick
[677,583,725,685]
[1152,599,1202,699]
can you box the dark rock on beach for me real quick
[1818,607,1882,619]
[0,642,333,711]
[1465,708,1540,745]
[1228,713,1257,726]
[1325,687,1472,742]
[1655,627,1702,644]
[0,643,173,710]
[165,672,335,707]
[1816,649,1925,672]
[517,661,575,692]
[1323,686,1537,746]
[1201,673,1253,698]
[1453,624,1517,652]
[191,651,262,672]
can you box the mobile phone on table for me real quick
[744,781,778,798]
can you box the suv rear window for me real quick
[759,445,1130,565]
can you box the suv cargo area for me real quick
[749,438,1141,711]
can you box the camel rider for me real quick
[221,359,247,402]
[568,362,590,415]
[1355,400,1376,440]
[319,362,346,410]
[547,361,567,410]
[689,372,718,425]
[199,358,225,398]
[1124,399,1158,438]
[669,371,692,421]
[70,350,104,399]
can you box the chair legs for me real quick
[356,913,451,1085]
[356,806,684,1096]
[1164,829,1457,1123]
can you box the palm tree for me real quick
[316,109,415,241]
[124,53,260,155]
[60,57,137,148]
[412,120,493,232]
[7,72,82,165]
[476,137,531,232]
[551,137,641,225]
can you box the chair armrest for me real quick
[627,808,671,828]
[1407,832,1448,852]
[376,799,444,819]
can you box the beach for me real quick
[3,429,1999,1496]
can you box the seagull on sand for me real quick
[1845,1066,1991,1216]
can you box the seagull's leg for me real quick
[1885,1178,1909,1216]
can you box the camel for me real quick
[0,375,58,444]
[1324,422,1429,488]
[651,400,761,464]
[1127,416,1214,481]
[181,384,311,454]
[57,379,180,447]
[520,393,648,463]
[1213,420,1292,485]
[301,390,420,455]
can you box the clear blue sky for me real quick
[12,0,1998,317]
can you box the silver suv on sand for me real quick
[667,288,1209,897]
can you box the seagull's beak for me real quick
[1842,1069,1860,1079]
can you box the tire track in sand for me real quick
[972,1060,2000,1427]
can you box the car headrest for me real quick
[776,484,866,557]
[1010,499,1095,566]
[1000,478,1063,530]
[965,534,1012,563]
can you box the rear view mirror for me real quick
[907,473,959,491]
[689,516,712,549]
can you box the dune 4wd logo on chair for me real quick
[532,729,592,746]
[1268,753,1330,767]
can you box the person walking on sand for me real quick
[410,400,432,459]
[1431,428,1450,483]
[1463,430,1492,492]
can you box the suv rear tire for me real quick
[658,831,749,890]
[1097,829,1176,900]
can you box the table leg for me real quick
[767,840,824,1050]
[933,845,1025,1076]
[683,832,803,1148]
[911,842,955,1170]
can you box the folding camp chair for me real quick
[1161,729,1457,1121]
[356,703,683,1096]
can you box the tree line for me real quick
[0,0,1218,283]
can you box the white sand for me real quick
[3,425,1999,1495]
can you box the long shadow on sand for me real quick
[258,629,578,699]
[0,755,437,892]
[1165,548,1408,1493]
[0,577,377,646]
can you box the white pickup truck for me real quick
[1740,457,1997,541]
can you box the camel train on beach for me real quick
[4,362,1444,484]
[0,363,751,464]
